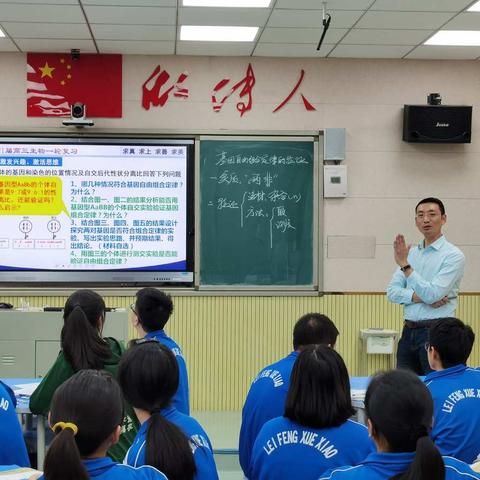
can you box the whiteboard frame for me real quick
[196,134,323,292]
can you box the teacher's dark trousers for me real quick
[396,319,441,375]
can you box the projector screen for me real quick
[0,137,194,285]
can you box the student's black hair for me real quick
[292,313,339,350]
[365,369,445,480]
[118,341,195,480]
[134,287,174,332]
[61,289,111,372]
[44,370,124,480]
[428,318,474,368]
[284,345,354,428]
[415,197,445,216]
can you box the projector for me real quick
[62,102,94,128]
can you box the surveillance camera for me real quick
[71,102,86,119]
[62,102,94,127]
[427,93,442,106]
[71,48,80,60]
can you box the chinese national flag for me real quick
[27,53,122,117]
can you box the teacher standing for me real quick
[387,197,465,375]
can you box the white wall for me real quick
[2,53,479,291]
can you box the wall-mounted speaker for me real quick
[403,105,472,143]
[324,128,346,160]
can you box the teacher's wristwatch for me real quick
[400,264,412,272]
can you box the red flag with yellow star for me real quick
[27,53,122,117]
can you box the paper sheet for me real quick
[12,382,40,396]
[350,389,366,400]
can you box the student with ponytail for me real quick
[118,340,218,480]
[319,369,480,480]
[30,289,138,462]
[39,370,167,480]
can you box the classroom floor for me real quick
[192,411,243,480]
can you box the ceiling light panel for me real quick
[179,7,269,26]
[406,45,480,60]
[467,1,480,11]
[425,30,480,46]
[183,0,271,7]
[180,25,258,41]
[177,41,254,55]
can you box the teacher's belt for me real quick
[404,319,442,329]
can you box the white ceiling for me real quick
[1,0,480,59]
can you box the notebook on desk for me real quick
[11,383,40,397]
[0,466,42,480]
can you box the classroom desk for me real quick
[1,378,44,471]
[350,376,369,424]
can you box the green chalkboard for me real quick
[200,138,315,286]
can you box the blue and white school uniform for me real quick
[425,364,480,463]
[319,451,480,479]
[0,381,30,467]
[125,406,218,480]
[38,457,168,480]
[248,416,374,480]
[239,351,298,476]
[145,330,190,415]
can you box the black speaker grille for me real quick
[403,105,472,143]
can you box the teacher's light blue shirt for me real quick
[387,235,465,321]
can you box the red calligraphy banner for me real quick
[27,53,122,117]
[211,63,256,116]
[273,69,316,113]
[142,66,189,110]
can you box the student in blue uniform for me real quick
[39,369,167,480]
[118,339,218,480]
[424,317,480,463]
[0,380,30,467]
[239,313,339,476]
[130,287,189,414]
[319,369,480,480]
[248,345,373,480]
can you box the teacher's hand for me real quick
[412,292,423,303]
[431,296,449,308]
[394,234,411,267]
